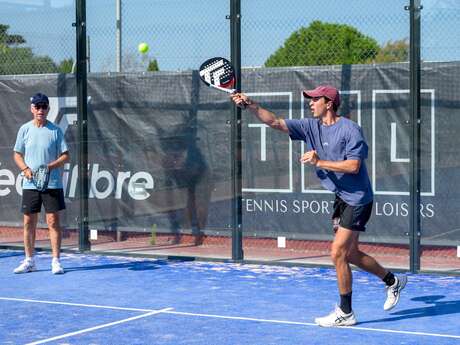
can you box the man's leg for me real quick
[332,227,357,296]
[23,213,38,258]
[42,189,66,274]
[347,234,387,279]
[47,211,65,274]
[347,233,407,311]
[314,226,358,327]
[46,212,62,259]
[13,213,38,273]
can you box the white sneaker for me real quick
[315,305,357,327]
[51,259,64,274]
[13,259,36,274]
[384,275,407,311]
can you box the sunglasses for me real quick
[34,103,49,110]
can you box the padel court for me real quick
[1,250,459,345]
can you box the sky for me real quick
[0,0,459,72]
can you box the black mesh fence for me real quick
[0,2,74,74]
[1,1,458,73]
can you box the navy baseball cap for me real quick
[30,93,49,105]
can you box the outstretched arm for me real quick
[231,93,289,133]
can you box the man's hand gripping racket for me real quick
[33,165,50,192]
[199,57,249,108]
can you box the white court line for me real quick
[167,310,317,326]
[0,297,153,312]
[1,297,459,340]
[25,308,173,345]
[163,310,460,340]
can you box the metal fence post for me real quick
[76,0,90,251]
[230,0,243,261]
[116,0,122,72]
[408,0,422,273]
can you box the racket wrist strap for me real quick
[21,166,29,172]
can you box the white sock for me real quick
[25,256,34,262]
[52,257,60,264]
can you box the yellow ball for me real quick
[138,42,149,54]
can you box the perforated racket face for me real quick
[33,164,49,192]
[199,57,235,90]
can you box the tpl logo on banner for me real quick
[242,89,436,197]
[47,96,80,134]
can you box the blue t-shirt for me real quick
[14,120,68,190]
[285,117,373,206]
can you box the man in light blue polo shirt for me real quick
[13,93,69,275]
[231,86,407,327]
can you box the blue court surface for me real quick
[0,250,459,345]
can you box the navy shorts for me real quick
[21,189,66,214]
[332,196,373,232]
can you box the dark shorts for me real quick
[332,195,373,232]
[21,189,66,214]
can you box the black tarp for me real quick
[0,62,459,245]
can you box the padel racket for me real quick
[33,164,50,192]
[199,57,236,93]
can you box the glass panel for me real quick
[420,1,460,273]
[0,1,77,251]
[85,0,232,260]
[241,0,410,271]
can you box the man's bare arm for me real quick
[13,151,28,171]
[301,150,361,174]
[48,152,70,170]
[316,159,361,174]
[13,151,33,179]
[231,93,289,133]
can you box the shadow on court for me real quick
[0,251,25,259]
[63,259,177,272]
[3,260,167,274]
[360,295,460,324]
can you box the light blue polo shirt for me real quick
[286,117,373,206]
[14,120,68,190]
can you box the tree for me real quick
[58,58,74,73]
[0,24,25,46]
[373,39,409,63]
[0,47,58,75]
[147,59,159,72]
[0,24,58,75]
[264,21,380,67]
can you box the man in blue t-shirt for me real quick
[13,93,69,275]
[231,86,407,327]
